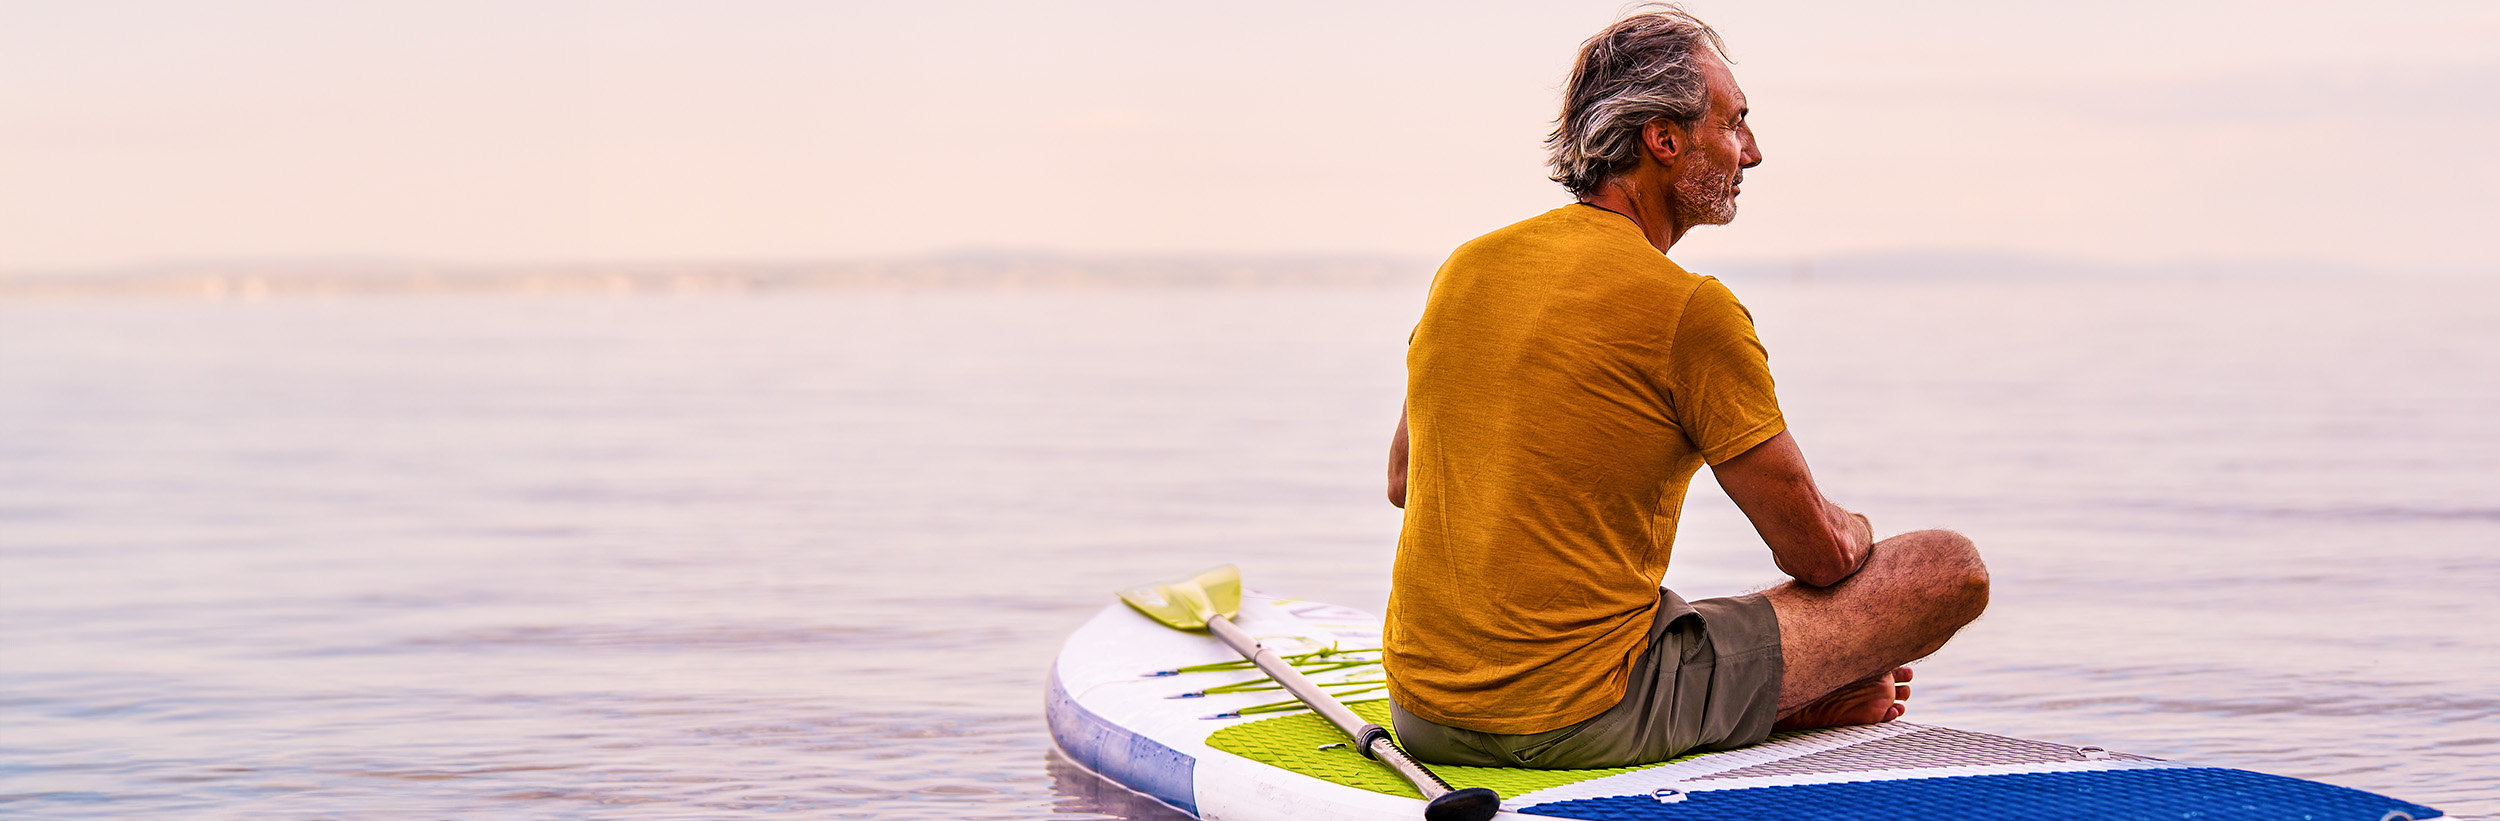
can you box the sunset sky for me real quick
[5,0,2495,273]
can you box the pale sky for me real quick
[5,0,2495,273]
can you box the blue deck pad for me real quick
[1520,768,2443,821]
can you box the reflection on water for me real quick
[1047,749,1195,821]
[1,279,2495,819]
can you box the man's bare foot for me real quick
[1772,666,1912,732]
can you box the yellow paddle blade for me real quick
[1117,564,1242,630]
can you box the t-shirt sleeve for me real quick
[1664,277,1786,465]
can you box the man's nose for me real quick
[1739,124,1763,168]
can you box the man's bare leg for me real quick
[1763,528,1988,730]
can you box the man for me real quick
[1381,6,1990,769]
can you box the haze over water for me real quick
[3,273,2495,819]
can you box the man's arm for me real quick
[1387,405,1410,508]
[1711,430,1872,587]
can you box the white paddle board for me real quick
[1046,591,2443,821]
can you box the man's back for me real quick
[1384,203,1785,735]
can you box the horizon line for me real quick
[5,247,2484,280]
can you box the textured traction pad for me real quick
[1204,699,1761,800]
[1521,768,2444,821]
[1686,725,2152,780]
[1202,702,2441,820]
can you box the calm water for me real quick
[2,277,2495,819]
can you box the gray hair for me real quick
[1546,5,1729,197]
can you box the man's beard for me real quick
[1673,167,1740,227]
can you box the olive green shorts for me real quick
[1388,589,1784,769]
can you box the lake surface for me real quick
[3,276,2495,819]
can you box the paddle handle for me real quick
[1204,615,1459,798]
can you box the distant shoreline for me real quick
[0,256,1438,300]
[1,253,2465,300]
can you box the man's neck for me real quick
[1580,178,1688,255]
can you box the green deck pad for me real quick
[1206,699,1794,800]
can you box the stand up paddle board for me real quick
[1046,589,2443,821]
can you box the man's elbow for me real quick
[1387,478,1407,508]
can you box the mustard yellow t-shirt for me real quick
[1383,205,1787,734]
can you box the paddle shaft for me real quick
[1202,614,1460,799]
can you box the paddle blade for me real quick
[1117,564,1242,630]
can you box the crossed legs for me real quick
[1762,528,1989,730]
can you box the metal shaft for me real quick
[1204,614,1456,798]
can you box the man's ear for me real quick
[1641,119,1683,166]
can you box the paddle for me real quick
[1119,565,1503,821]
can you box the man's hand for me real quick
[1387,406,1410,508]
[1711,431,1872,587]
